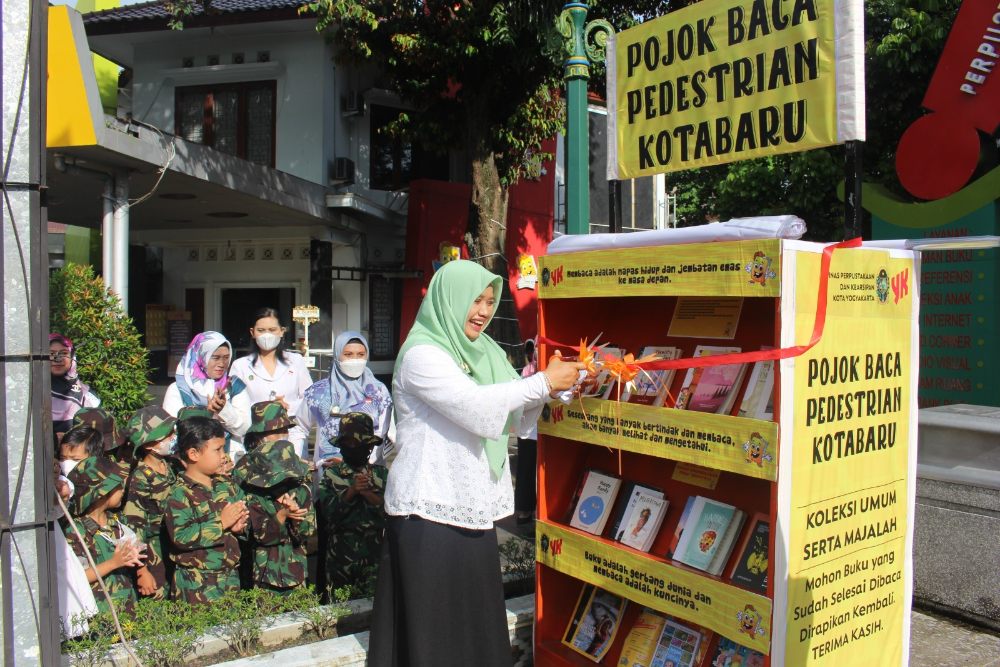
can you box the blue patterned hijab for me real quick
[303,331,391,458]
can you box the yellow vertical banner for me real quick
[606,0,865,179]
[776,244,918,666]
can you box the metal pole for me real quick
[559,3,612,236]
[609,180,623,233]
[101,176,113,287]
[844,140,864,239]
[111,170,129,310]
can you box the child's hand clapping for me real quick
[113,540,146,569]
[277,493,308,523]
[221,500,248,531]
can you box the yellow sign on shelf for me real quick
[536,520,773,655]
[538,398,778,482]
[537,240,781,299]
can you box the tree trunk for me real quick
[465,142,523,366]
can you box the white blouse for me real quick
[230,351,313,418]
[162,383,252,458]
[384,344,549,530]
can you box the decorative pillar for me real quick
[558,2,612,235]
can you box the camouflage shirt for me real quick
[121,461,177,590]
[164,473,245,573]
[319,463,387,590]
[62,514,137,614]
[244,483,316,589]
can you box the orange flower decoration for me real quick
[578,338,599,376]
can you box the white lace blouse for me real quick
[384,344,549,530]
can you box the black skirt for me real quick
[368,515,512,667]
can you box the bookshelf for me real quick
[533,239,919,666]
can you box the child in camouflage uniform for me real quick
[164,416,249,604]
[63,456,146,614]
[120,406,178,600]
[233,405,316,594]
[242,400,297,453]
[72,407,130,462]
[319,412,387,592]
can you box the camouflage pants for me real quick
[324,528,383,592]
[172,567,240,605]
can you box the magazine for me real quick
[562,584,628,662]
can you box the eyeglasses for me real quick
[49,352,70,361]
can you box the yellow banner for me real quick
[608,0,861,178]
[539,398,778,481]
[784,248,916,665]
[538,240,781,299]
[537,520,773,654]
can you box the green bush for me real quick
[49,263,150,421]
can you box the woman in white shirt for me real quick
[368,260,584,667]
[162,331,251,459]
[230,307,312,429]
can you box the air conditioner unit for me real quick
[341,91,363,117]
[330,157,355,184]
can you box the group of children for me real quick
[56,399,389,628]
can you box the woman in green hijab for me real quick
[369,260,584,667]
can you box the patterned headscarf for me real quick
[303,331,391,460]
[50,333,93,428]
[174,331,234,406]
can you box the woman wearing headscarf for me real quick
[367,260,584,667]
[50,333,101,439]
[292,331,391,464]
[162,331,252,459]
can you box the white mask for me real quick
[255,333,282,351]
[59,458,81,477]
[153,436,176,457]
[338,358,367,379]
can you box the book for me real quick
[673,346,742,411]
[579,346,623,399]
[562,584,628,662]
[649,616,704,667]
[668,495,696,557]
[706,508,746,576]
[569,470,622,536]
[619,490,669,553]
[710,637,766,667]
[617,608,667,667]
[608,482,663,541]
[736,354,775,420]
[621,346,682,406]
[672,496,742,573]
[728,513,769,593]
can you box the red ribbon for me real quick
[540,237,862,372]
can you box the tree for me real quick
[50,264,151,422]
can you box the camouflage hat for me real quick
[126,406,177,451]
[246,400,296,434]
[177,406,214,421]
[231,439,310,489]
[72,408,127,452]
[333,412,382,452]
[66,456,127,516]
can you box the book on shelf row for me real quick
[567,470,769,594]
[561,582,766,666]
[576,345,775,420]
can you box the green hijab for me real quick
[396,260,518,478]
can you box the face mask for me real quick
[338,358,367,379]
[256,333,282,351]
[341,447,371,469]
[153,436,176,457]
[59,458,80,476]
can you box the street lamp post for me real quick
[558,2,612,236]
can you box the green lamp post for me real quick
[558,2,613,235]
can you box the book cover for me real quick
[650,617,703,667]
[673,346,741,411]
[668,496,696,557]
[736,355,775,420]
[619,491,669,553]
[728,513,770,593]
[673,497,739,572]
[579,346,623,399]
[621,346,681,407]
[617,608,667,667]
[686,357,747,414]
[562,584,628,662]
[610,483,664,542]
[710,637,766,667]
[569,470,622,535]
[706,510,746,576]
